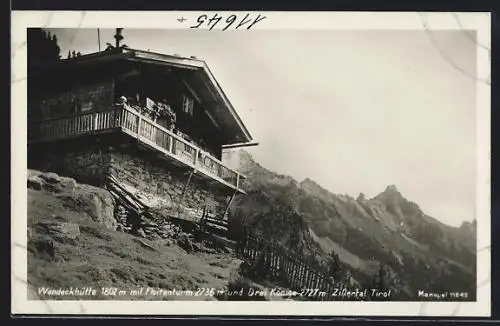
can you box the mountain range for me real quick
[228,150,477,300]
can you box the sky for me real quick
[45,28,478,227]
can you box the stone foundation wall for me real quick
[108,145,230,220]
[28,139,112,186]
[28,136,231,221]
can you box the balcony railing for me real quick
[28,105,245,192]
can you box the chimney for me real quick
[114,28,124,48]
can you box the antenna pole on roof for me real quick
[97,28,101,52]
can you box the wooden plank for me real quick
[267,245,272,270]
[108,189,139,214]
[247,235,252,259]
[276,246,282,273]
[311,270,317,291]
[245,235,250,259]
[251,236,256,260]
[319,275,326,301]
[276,248,282,278]
[107,185,143,214]
[296,262,303,290]
[264,244,269,271]
[300,261,307,290]
[289,255,295,286]
[203,217,229,228]
[312,272,319,294]
[294,260,302,290]
[273,251,277,278]
[306,267,313,291]
[309,265,315,290]
[286,254,291,287]
[305,267,311,291]
[277,246,284,279]
[319,274,324,294]
[249,236,255,260]
[254,239,261,263]
[108,175,148,208]
[303,263,309,290]
[289,256,296,289]
[272,245,278,277]
[303,265,309,291]
[294,257,301,290]
[286,254,292,287]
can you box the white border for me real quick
[11,11,491,317]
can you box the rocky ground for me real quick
[27,170,250,301]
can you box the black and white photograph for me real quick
[12,11,491,316]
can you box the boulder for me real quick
[27,175,44,190]
[39,172,60,183]
[177,233,194,253]
[30,171,77,193]
[70,187,117,230]
[27,170,116,230]
[53,176,77,193]
[27,169,43,178]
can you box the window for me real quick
[182,94,194,116]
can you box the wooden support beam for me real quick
[183,79,202,104]
[176,168,195,214]
[222,190,238,221]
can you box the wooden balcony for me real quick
[28,105,246,193]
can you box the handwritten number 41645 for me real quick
[190,14,266,30]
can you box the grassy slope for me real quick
[27,187,243,301]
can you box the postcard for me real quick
[11,10,491,317]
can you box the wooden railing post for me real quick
[93,112,98,130]
[169,136,174,154]
[136,114,142,135]
[117,107,124,128]
[236,174,240,188]
[112,107,117,128]
[194,148,199,166]
[151,122,157,141]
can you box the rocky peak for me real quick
[459,219,477,231]
[222,149,260,174]
[357,193,366,202]
[375,184,405,202]
[385,184,401,194]
[299,178,327,195]
[300,178,336,202]
[300,178,317,187]
[237,149,256,165]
